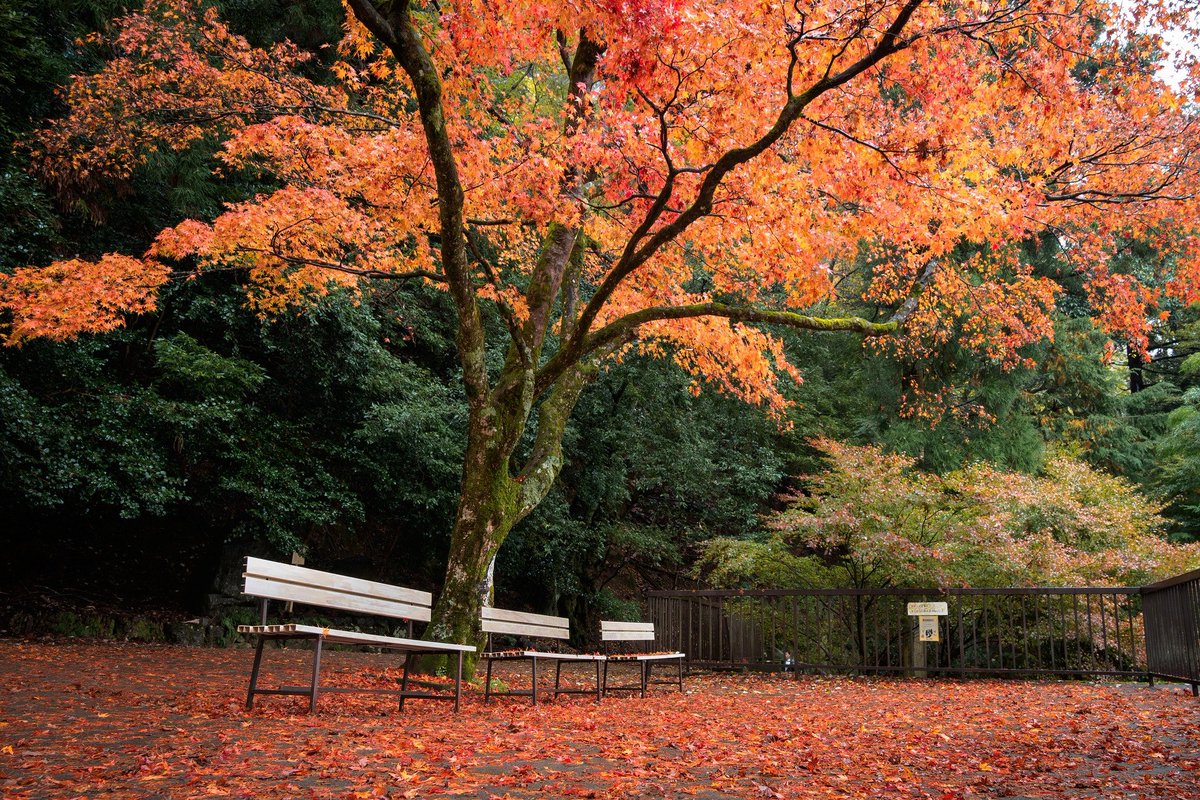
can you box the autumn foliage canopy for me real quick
[5,0,1200,651]
[4,0,1200,414]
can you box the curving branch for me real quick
[237,246,447,283]
[536,303,897,397]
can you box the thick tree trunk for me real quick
[415,469,518,675]
[415,363,593,677]
[412,392,523,674]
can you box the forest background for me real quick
[1,0,1199,643]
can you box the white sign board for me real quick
[918,615,940,642]
[907,602,948,616]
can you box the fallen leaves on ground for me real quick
[1,642,1196,799]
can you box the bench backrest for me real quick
[242,556,433,623]
[600,620,656,642]
[481,607,570,640]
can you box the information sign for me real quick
[918,615,940,642]
[906,601,948,616]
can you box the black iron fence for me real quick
[1142,568,1200,692]
[647,586,1152,681]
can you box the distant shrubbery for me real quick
[700,438,1200,590]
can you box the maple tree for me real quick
[3,0,1200,666]
[701,437,1200,590]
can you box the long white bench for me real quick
[601,620,685,697]
[480,607,604,704]
[237,556,475,712]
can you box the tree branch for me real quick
[239,246,447,283]
[345,0,489,403]
[536,303,899,395]
[562,0,927,372]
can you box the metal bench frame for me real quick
[238,557,475,712]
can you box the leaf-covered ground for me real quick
[1,642,1196,799]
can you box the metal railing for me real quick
[1142,568,1200,694]
[647,586,1149,680]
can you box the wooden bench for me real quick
[237,556,475,712]
[480,607,605,704]
[600,620,685,697]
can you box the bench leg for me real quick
[484,658,494,705]
[309,637,323,713]
[554,660,563,699]
[641,661,649,698]
[454,651,463,712]
[677,657,684,693]
[246,637,266,710]
[594,660,602,703]
[398,652,412,712]
[602,659,610,696]
[531,657,538,705]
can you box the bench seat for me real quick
[238,623,476,653]
[605,652,686,662]
[481,648,604,661]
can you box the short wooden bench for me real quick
[601,620,685,697]
[480,607,605,704]
[237,556,475,712]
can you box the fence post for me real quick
[1142,569,1200,691]
[910,617,927,678]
